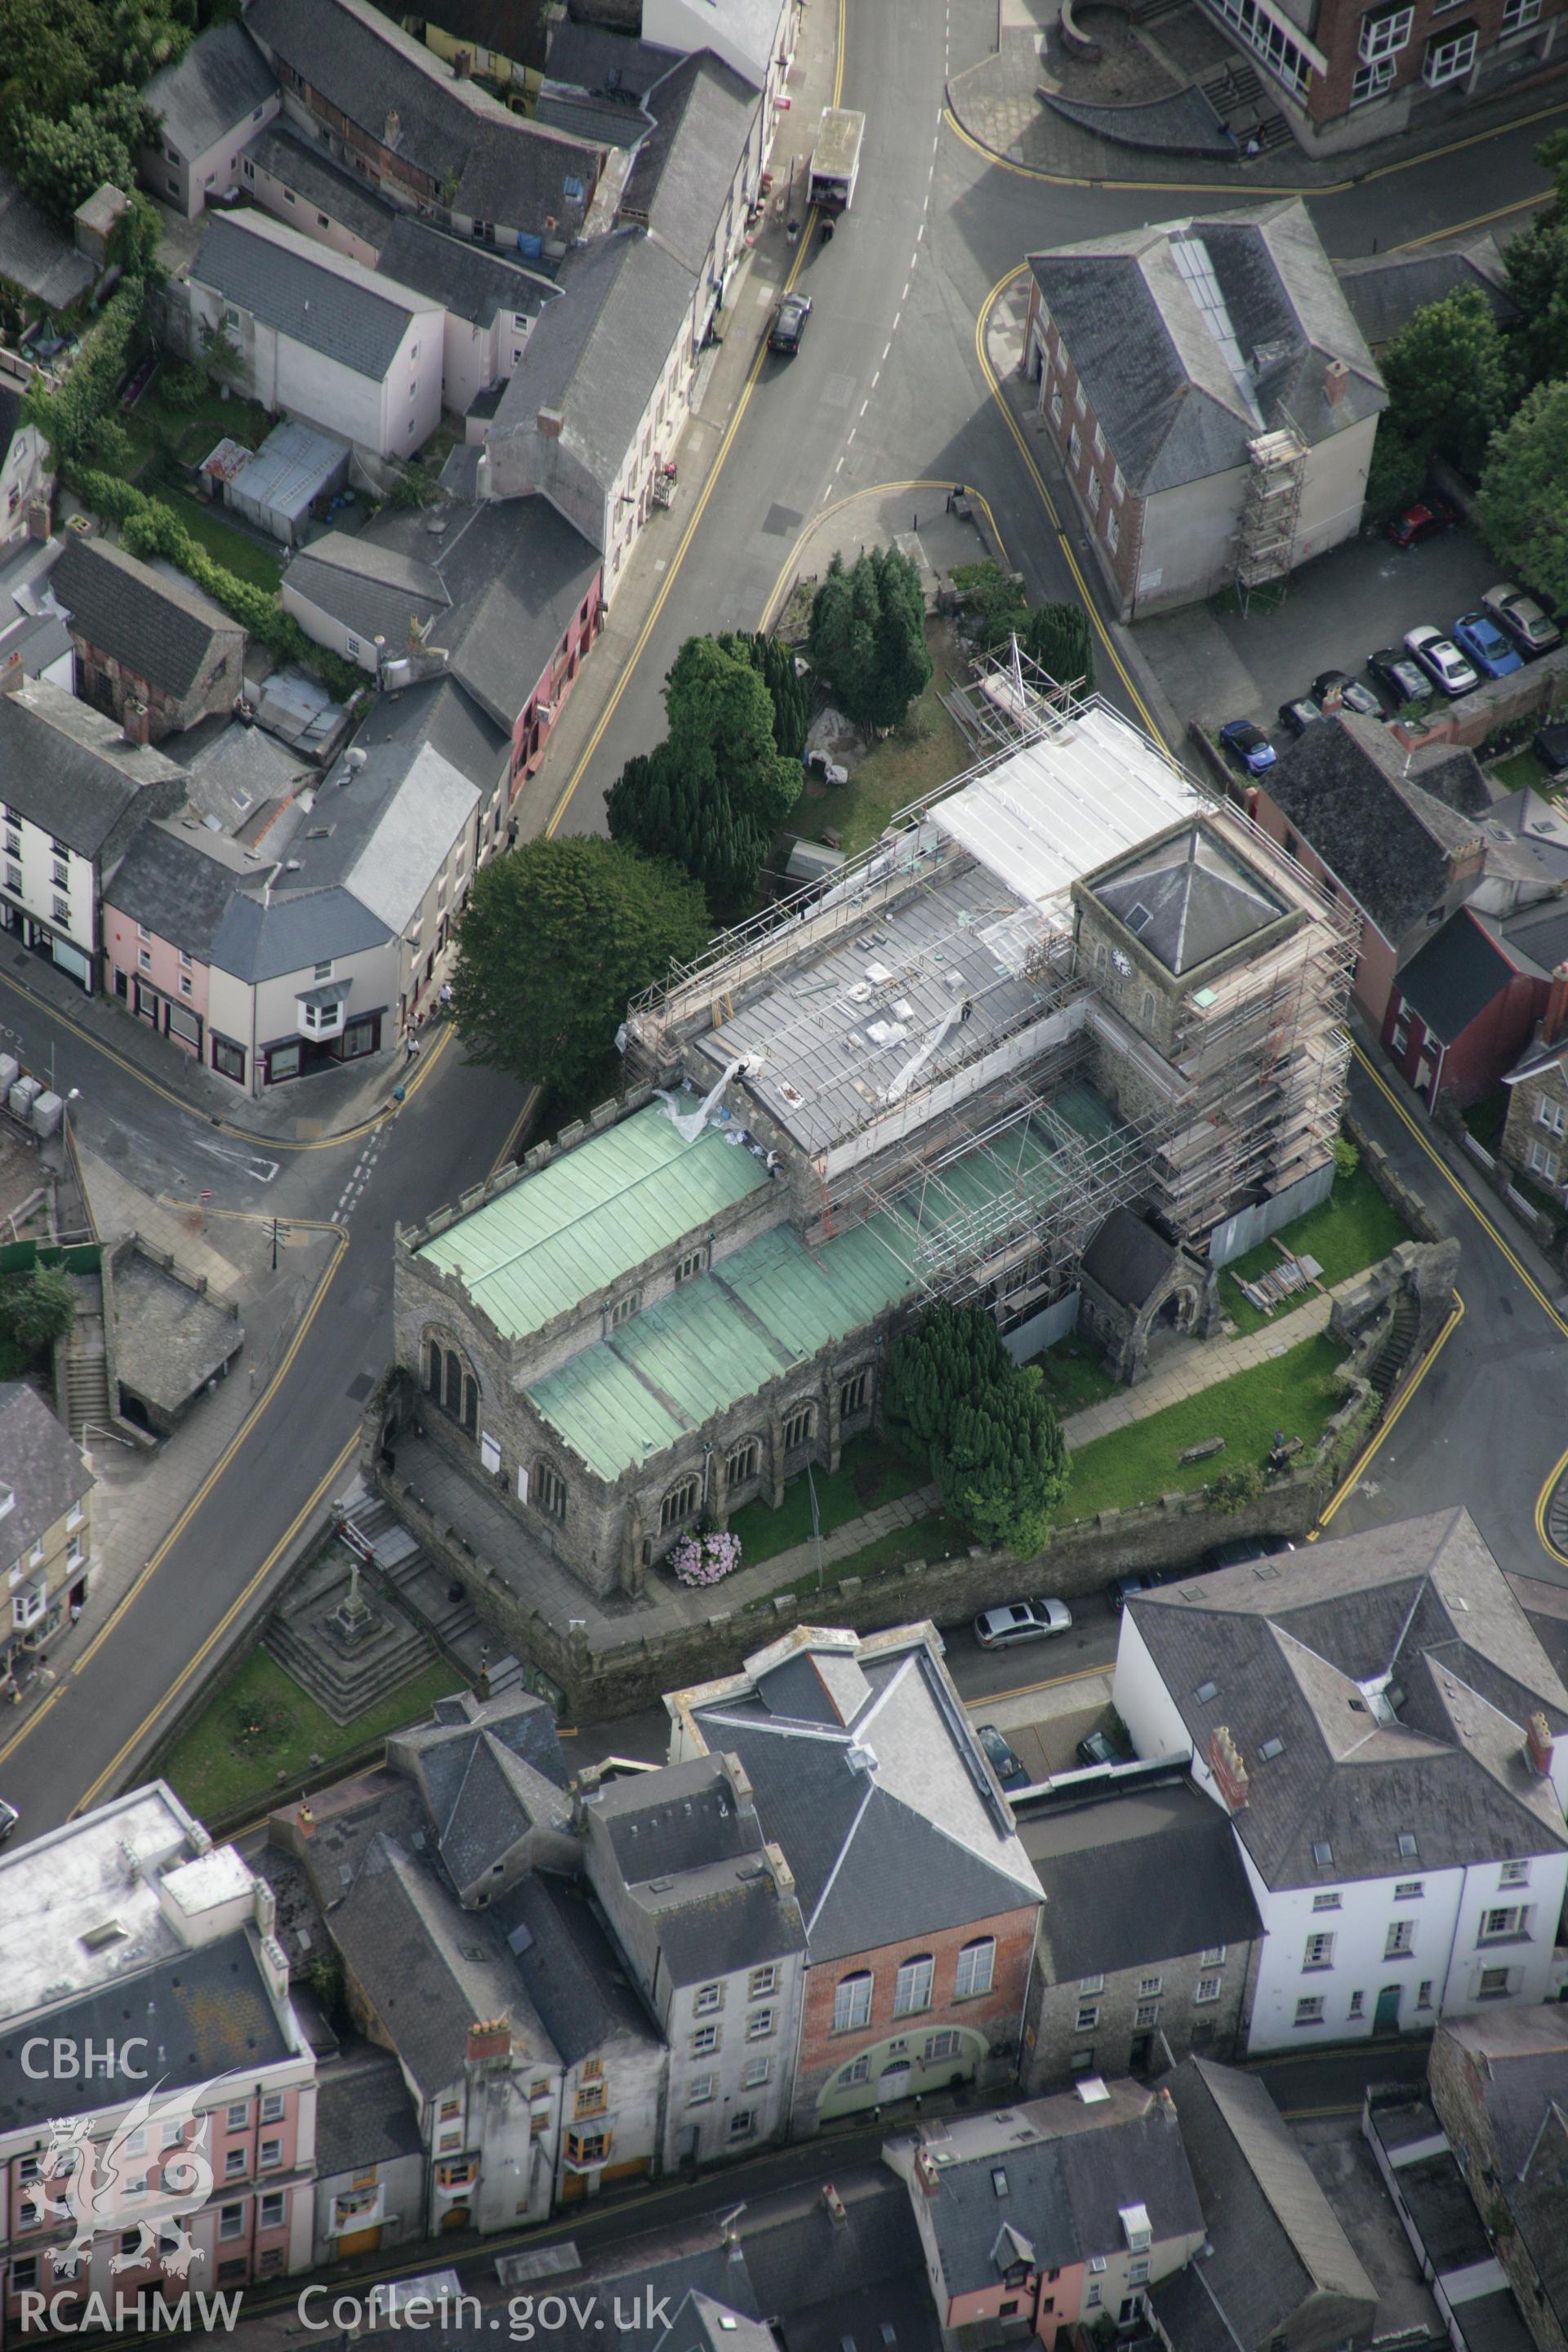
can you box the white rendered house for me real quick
[1112,1508,1568,2051]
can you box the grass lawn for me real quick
[160,1645,463,1824]
[1489,749,1551,796]
[1031,1332,1118,1418]
[795,623,969,855]
[1462,1092,1508,1152]
[1062,1331,1346,1520]
[153,489,284,591]
[746,1510,971,1609]
[125,381,274,477]
[725,1432,928,1570]
[1218,1165,1412,1335]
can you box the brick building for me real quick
[1500,960,1568,1198]
[50,537,245,746]
[1018,1775,1263,2090]
[0,1383,92,1705]
[1023,203,1384,620]
[669,1626,1045,2132]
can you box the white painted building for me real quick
[0,390,49,557]
[185,210,443,461]
[1112,1508,1568,2052]
[136,20,280,220]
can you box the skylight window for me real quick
[1397,1833,1419,1860]
[1258,1737,1285,1761]
[1312,1841,1334,1867]
[992,2169,1009,2198]
[1169,237,1263,423]
[1196,1681,1218,1703]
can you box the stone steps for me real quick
[65,1348,109,1440]
[341,1495,481,1650]
[1368,1298,1421,1399]
[263,1607,436,1726]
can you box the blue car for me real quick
[1218,719,1276,776]
[1452,612,1524,680]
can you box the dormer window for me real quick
[1120,2203,1153,2254]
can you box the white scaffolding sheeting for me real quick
[928,705,1211,915]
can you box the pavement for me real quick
[947,0,1568,189]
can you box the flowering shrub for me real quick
[671,1530,742,1586]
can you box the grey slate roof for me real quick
[278,729,479,933]
[739,2174,942,2352]
[1019,1778,1262,1982]
[1264,713,1491,945]
[285,535,450,651]
[620,53,758,278]
[245,124,398,248]
[1442,2008,1568,2175]
[390,1686,571,1888]
[349,672,507,795]
[494,1872,658,2068]
[1092,825,1285,974]
[545,23,683,102]
[1160,2059,1377,2348]
[490,226,697,501]
[1029,200,1384,496]
[0,169,95,311]
[693,1637,1040,1963]
[142,20,278,160]
[378,216,552,327]
[595,1753,757,1881]
[1130,1507,1568,1889]
[51,536,238,699]
[0,675,185,855]
[0,1382,92,1563]
[1394,906,1537,1047]
[314,2047,424,2179]
[104,824,246,964]
[193,211,426,379]
[0,382,22,465]
[0,1930,287,2132]
[209,883,392,984]
[1081,1205,1179,1310]
[1335,237,1517,350]
[243,0,602,235]
[331,1832,558,2100]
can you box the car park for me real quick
[1311,670,1382,719]
[1386,498,1459,549]
[1404,624,1479,698]
[1276,697,1324,737]
[973,1597,1072,1647]
[977,1723,1029,1788]
[1218,719,1276,775]
[1369,647,1434,708]
[1451,612,1523,680]
[1481,583,1561,658]
[768,292,812,354]
[1076,1728,1126,1768]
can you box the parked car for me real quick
[1204,1535,1297,1570]
[1369,647,1435,708]
[1451,612,1524,680]
[1311,670,1382,719]
[1218,719,1276,776]
[1404,624,1479,698]
[1076,1728,1125,1768]
[977,1723,1030,1788]
[1481,583,1561,658]
[1535,722,1568,783]
[973,1597,1072,1647]
[1277,697,1325,737]
[1107,1567,1180,1612]
[1386,497,1459,549]
[0,1797,16,1846]
[768,292,813,354]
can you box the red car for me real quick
[1386,498,1459,549]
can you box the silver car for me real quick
[973,1597,1073,1648]
[1403,624,1478,698]
[1481,582,1561,658]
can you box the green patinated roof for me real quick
[414,1102,772,1333]
[528,1085,1129,1481]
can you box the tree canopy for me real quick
[605,635,800,908]
[1378,288,1519,479]
[0,1263,77,1359]
[715,631,813,760]
[449,837,710,1096]
[884,1301,1069,1556]
[808,547,932,731]
[1023,602,1096,693]
[1479,377,1568,614]
[0,0,195,219]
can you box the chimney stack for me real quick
[0,648,23,698]
[466,2018,512,2064]
[122,697,151,747]
[1324,358,1348,408]
[1545,964,1568,1047]
[537,406,564,440]
[1207,1726,1250,1811]
[1526,1711,1554,1779]
[822,2184,847,2227]
[915,2149,942,2198]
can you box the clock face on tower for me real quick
[1111,948,1133,976]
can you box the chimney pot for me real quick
[1544,964,1568,1048]
[822,2183,847,2226]
[1207,1726,1250,1811]
[1526,1710,1554,1779]
[297,1804,314,1838]
[466,2018,512,2064]
[1324,357,1348,408]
